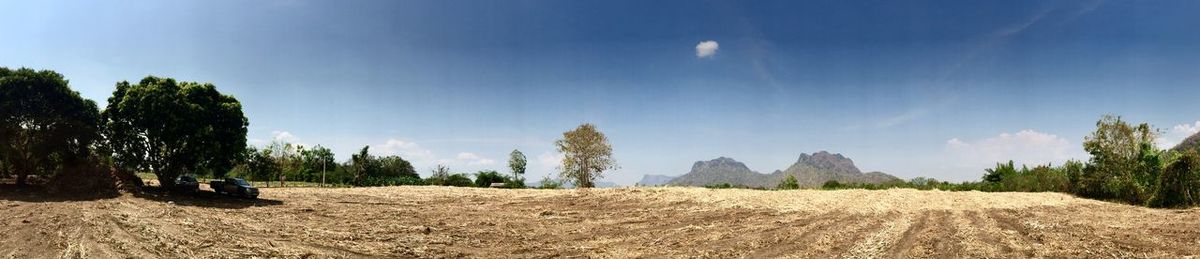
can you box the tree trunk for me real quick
[15,172,28,186]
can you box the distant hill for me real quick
[665,157,766,187]
[636,174,677,186]
[666,151,901,188]
[1173,132,1200,153]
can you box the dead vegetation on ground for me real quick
[1,186,1198,258]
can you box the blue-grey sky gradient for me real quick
[3,0,1199,184]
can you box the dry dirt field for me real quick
[2,186,1199,258]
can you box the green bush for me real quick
[360,176,425,187]
[1148,151,1200,208]
[445,173,474,187]
[777,175,800,190]
[474,170,507,187]
[821,180,842,189]
[538,176,562,189]
[503,177,526,189]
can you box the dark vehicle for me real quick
[210,178,259,199]
[174,175,200,193]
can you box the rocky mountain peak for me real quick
[795,151,859,173]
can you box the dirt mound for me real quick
[1,186,1198,258]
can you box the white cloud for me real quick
[372,138,497,173]
[944,129,1083,170]
[375,139,436,162]
[455,152,496,166]
[695,40,719,58]
[1156,121,1200,148]
[271,130,299,142]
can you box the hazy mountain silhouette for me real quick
[667,151,900,188]
[636,174,677,186]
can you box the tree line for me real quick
[812,115,1200,208]
[1,66,620,193]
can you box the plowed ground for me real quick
[1,186,1198,258]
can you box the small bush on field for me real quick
[538,176,562,189]
[704,183,734,189]
[474,170,508,187]
[360,176,425,187]
[777,175,800,190]
[822,180,842,189]
[445,174,475,187]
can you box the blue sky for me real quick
[3,0,1199,184]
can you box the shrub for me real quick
[474,170,507,187]
[777,175,800,190]
[445,173,474,187]
[704,183,734,189]
[503,177,526,189]
[538,175,562,189]
[1148,151,1200,208]
[360,176,425,187]
[822,180,842,189]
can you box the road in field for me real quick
[1,186,1198,258]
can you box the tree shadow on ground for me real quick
[0,183,283,209]
[132,186,284,209]
[0,184,120,202]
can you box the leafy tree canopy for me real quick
[102,76,247,187]
[0,67,100,185]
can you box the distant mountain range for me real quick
[666,151,901,188]
[1173,132,1200,153]
[636,174,677,186]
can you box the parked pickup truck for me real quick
[210,178,259,199]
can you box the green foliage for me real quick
[822,180,842,189]
[242,147,279,184]
[102,76,247,187]
[537,175,563,189]
[1077,115,1161,204]
[474,170,507,187]
[1148,151,1200,208]
[555,123,618,188]
[0,67,101,186]
[298,145,337,184]
[704,183,734,189]
[445,173,474,187]
[378,155,418,179]
[509,149,527,184]
[983,161,1015,183]
[777,175,800,190]
[360,175,425,186]
[503,177,527,189]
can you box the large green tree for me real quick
[102,76,247,188]
[378,155,417,179]
[0,68,100,186]
[554,123,618,188]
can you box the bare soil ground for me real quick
[1,186,1199,258]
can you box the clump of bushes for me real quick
[537,176,563,189]
[474,170,507,187]
[777,175,800,190]
[817,115,1200,208]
